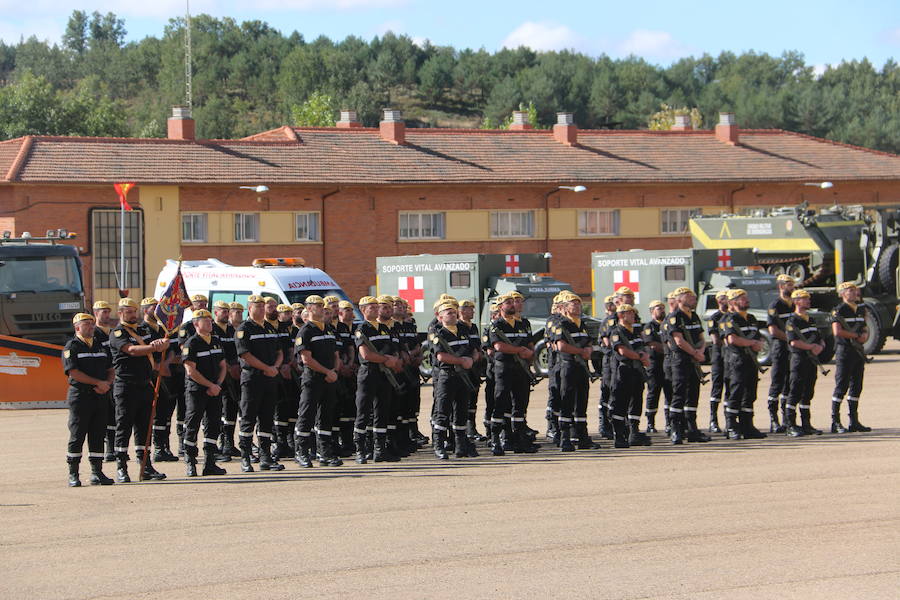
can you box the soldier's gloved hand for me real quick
[207,383,222,397]
[460,357,474,370]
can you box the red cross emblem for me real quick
[505,254,520,274]
[397,276,424,312]
[718,249,732,268]
[613,269,640,304]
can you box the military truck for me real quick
[590,248,834,365]
[689,203,900,354]
[375,253,600,376]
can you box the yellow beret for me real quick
[246,295,265,304]
[290,303,304,310]
[140,297,158,306]
[118,298,139,309]
[837,282,858,292]
[557,291,581,303]
[616,303,635,314]
[376,295,394,305]
[212,300,230,309]
[338,300,353,310]
[508,291,524,300]
[304,295,325,306]
[673,287,694,296]
[322,295,340,304]
[648,300,664,309]
[615,286,634,296]
[791,289,811,299]
[776,274,794,284]
[726,289,747,300]
[277,304,292,312]
[458,299,475,308]
[92,300,112,310]
[715,290,729,299]
[604,295,615,303]
[190,294,208,302]
[666,291,677,299]
[72,312,95,324]
[359,296,378,306]
[439,293,454,300]
[191,309,212,319]
[436,302,458,313]
[229,302,244,310]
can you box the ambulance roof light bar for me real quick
[252,257,306,267]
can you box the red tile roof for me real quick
[1,127,897,185]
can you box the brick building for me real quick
[1,108,898,306]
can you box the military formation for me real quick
[62,278,874,486]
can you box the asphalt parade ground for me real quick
[2,344,899,599]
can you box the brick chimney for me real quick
[553,112,577,146]
[509,110,533,130]
[336,110,362,129]
[672,114,693,131]
[715,112,739,145]
[379,109,405,145]
[167,106,195,141]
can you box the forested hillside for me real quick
[0,11,897,153]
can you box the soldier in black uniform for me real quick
[108,298,170,482]
[354,296,402,463]
[489,294,539,454]
[609,304,652,448]
[544,296,563,445]
[376,295,410,458]
[458,299,487,444]
[642,300,667,434]
[785,289,826,437]
[293,295,343,467]
[270,302,297,459]
[766,275,795,433]
[661,292,678,434]
[393,296,421,454]
[322,296,345,453]
[510,291,538,438]
[597,294,616,440]
[481,301,500,446]
[666,287,709,444]
[212,301,240,460]
[91,300,117,462]
[830,282,871,433]
[63,313,116,486]
[181,309,228,476]
[173,293,208,456]
[234,294,285,473]
[721,289,767,440]
[549,291,594,451]
[430,300,479,459]
[336,300,360,453]
[707,291,729,433]
[140,297,178,463]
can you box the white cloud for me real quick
[617,29,695,61]
[812,63,828,78]
[0,17,63,45]
[501,21,587,53]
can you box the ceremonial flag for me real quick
[113,182,135,211]
[154,261,192,333]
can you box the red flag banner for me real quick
[113,182,135,211]
[154,262,192,333]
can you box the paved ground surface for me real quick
[2,343,899,600]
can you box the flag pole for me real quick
[120,200,126,295]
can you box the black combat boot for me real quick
[374,433,400,463]
[433,430,449,460]
[339,424,355,457]
[258,440,285,471]
[454,431,468,458]
[389,428,409,458]
[847,401,871,432]
[465,433,479,457]
[768,399,785,433]
[467,419,488,443]
[239,439,254,472]
[627,420,652,446]
[444,428,456,453]
[176,423,185,458]
[725,413,742,440]
[799,408,822,435]
[741,412,767,439]
[354,434,368,464]
[490,423,505,456]
[137,449,167,481]
[68,459,81,487]
[220,424,240,458]
[202,451,226,475]
[365,431,375,461]
[185,454,198,477]
[645,411,657,434]
[116,455,131,482]
[104,429,116,462]
[664,407,672,436]
[318,435,343,467]
[785,406,805,437]
[612,418,630,449]
[274,426,293,460]
[89,458,114,485]
[559,423,575,452]
[709,400,722,433]
[670,413,684,445]
[685,413,711,443]
[153,427,178,462]
[294,435,313,467]
[577,422,602,449]
[545,409,559,443]
[831,401,848,433]
[599,406,614,440]
[513,427,539,454]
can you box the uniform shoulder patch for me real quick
[607,318,615,326]
[182,347,190,356]
[707,320,714,328]
[179,328,187,337]
[63,349,71,358]
[236,330,244,339]
[786,324,794,331]
[355,330,362,338]
[669,317,676,324]
[644,328,651,336]
[612,334,619,342]
[114,329,122,337]
[295,337,302,345]
[768,308,776,315]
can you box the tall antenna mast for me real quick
[184,0,192,109]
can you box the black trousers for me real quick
[483,372,495,426]
[354,365,393,435]
[767,340,791,401]
[725,357,759,416]
[787,355,817,408]
[113,379,153,457]
[274,375,299,430]
[599,353,612,409]
[645,357,666,414]
[547,360,561,416]
[610,363,643,421]
[297,370,337,439]
[493,361,528,429]
[832,346,865,401]
[221,375,240,430]
[337,374,357,429]
[184,388,223,458]
[67,385,107,462]
[710,344,728,402]
[670,356,700,415]
[432,370,469,432]
[152,376,174,445]
[239,373,277,449]
[558,360,588,426]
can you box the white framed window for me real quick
[181,213,207,243]
[578,209,619,236]
[295,212,320,241]
[234,213,259,242]
[399,212,445,240]
[490,210,534,238]
[661,208,701,234]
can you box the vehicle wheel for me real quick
[418,340,433,380]
[533,339,550,376]
[787,262,807,283]
[756,330,773,366]
[862,306,887,355]
[768,264,786,276]
[819,334,835,364]
[877,243,899,294]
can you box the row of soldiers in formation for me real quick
[61,275,872,486]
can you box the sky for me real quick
[0,0,897,70]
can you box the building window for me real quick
[449,271,471,288]
[578,209,619,236]
[234,213,259,242]
[295,212,320,241]
[91,208,143,290]
[399,212,445,240]
[664,265,686,281]
[490,210,534,238]
[181,213,207,243]
[661,208,701,234]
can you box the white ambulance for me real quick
[153,257,361,320]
